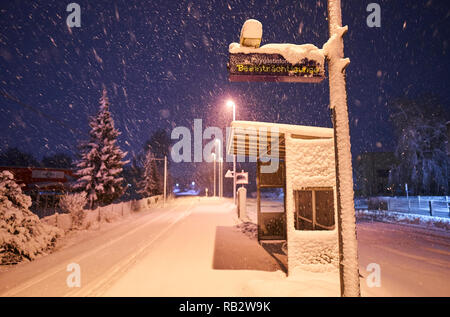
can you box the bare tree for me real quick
[388,94,448,195]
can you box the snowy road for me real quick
[0,197,449,297]
[357,221,450,297]
[0,198,198,296]
[0,197,284,297]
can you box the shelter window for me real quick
[294,188,335,230]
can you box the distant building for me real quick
[0,166,75,217]
[447,121,450,155]
[354,152,396,197]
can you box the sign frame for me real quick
[228,52,325,83]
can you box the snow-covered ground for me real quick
[0,197,448,296]
[245,198,450,296]
[175,189,200,196]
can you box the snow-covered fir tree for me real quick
[138,149,161,197]
[74,89,129,207]
[0,171,61,264]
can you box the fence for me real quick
[31,194,164,219]
[360,196,450,218]
[41,195,164,232]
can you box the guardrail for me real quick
[356,196,450,218]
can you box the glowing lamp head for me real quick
[226,100,235,108]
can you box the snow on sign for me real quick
[228,20,325,83]
[236,171,248,184]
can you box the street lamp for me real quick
[227,100,236,204]
[219,157,223,197]
[215,138,223,198]
[212,153,216,197]
[226,100,236,120]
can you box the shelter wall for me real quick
[284,134,339,275]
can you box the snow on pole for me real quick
[325,0,361,297]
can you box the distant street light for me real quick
[227,100,237,204]
[215,139,223,198]
[219,156,223,197]
[212,153,216,197]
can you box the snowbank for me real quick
[356,209,450,231]
[236,221,258,240]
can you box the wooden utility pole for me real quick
[326,0,361,296]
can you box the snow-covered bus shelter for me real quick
[227,121,339,274]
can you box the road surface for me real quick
[357,220,450,296]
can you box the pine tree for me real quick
[74,89,129,207]
[0,171,61,264]
[138,149,161,197]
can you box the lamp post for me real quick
[215,139,223,198]
[164,155,167,205]
[219,157,223,197]
[227,100,236,204]
[212,153,216,197]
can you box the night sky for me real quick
[0,0,449,183]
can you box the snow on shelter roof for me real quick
[227,121,333,158]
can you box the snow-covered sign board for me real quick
[228,19,325,83]
[228,43,325,83]
[236,171,248,184]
